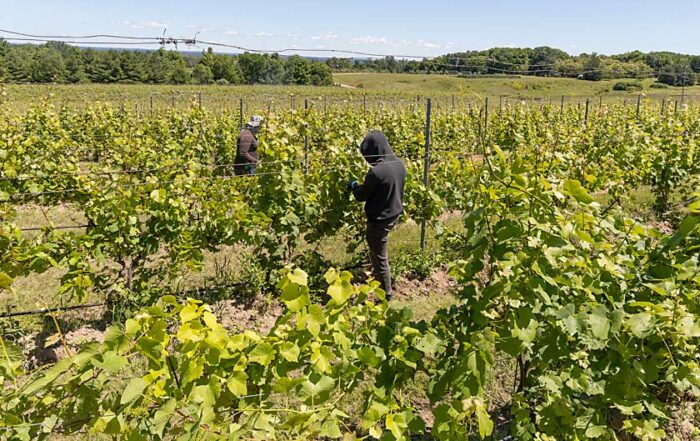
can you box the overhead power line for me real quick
[0,28,557,65]
[0,27,696,81]
[3,37,163,46]
[0,27,609,68]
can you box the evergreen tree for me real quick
[192,63,214,84]
[119,51,146,83]
[63,47,86,83]
[5,49,32,82]
[88,51,123,83]
[170,59,191,84]
[32,47,66,82]
[200,47,216,68]
[145,49,171,84]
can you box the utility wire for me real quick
[0,158,304,182]
[1,28,695,79]
[0,302,107,319]
[2,151,431,190]
[3,37,164,46]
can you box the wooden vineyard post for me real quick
[584,98,590,126]
[560,95,565,116]
[198,92,202,110]
[420,98,432,253]
[681,84,686,108]
[636,94,641,120]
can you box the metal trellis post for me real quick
[304,99,309,173]
[239,97,244,128]
[484,97,489,136]
[420,98,432,253]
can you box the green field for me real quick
[3,73,699,114]
[334,72,700,100]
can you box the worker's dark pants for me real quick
[366,217,398,299]
[234,164,257,176]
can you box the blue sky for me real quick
[2,0,699,56]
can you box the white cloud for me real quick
[415,40,453,50]
[223,30,240,36]
[255,32,275,37]
[310,32,339,41]
[350,35,390,45]
[347,35,451,52]
[121,20,169,30]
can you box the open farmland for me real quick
[3,77,700,114]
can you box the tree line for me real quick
[327,47,699,86]
[2,41,698,87]
[0,41,334,86]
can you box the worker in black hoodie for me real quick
[348,131,406,300]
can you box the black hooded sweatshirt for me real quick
[352,131,407,222]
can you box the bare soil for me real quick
[211,295,284,335]
[393,269,457,301]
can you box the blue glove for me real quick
[347,180,359,192]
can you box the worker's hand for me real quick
[347,180,359,192]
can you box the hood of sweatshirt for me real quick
[360,131,395,165]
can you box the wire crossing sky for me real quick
[2,0,699,56]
